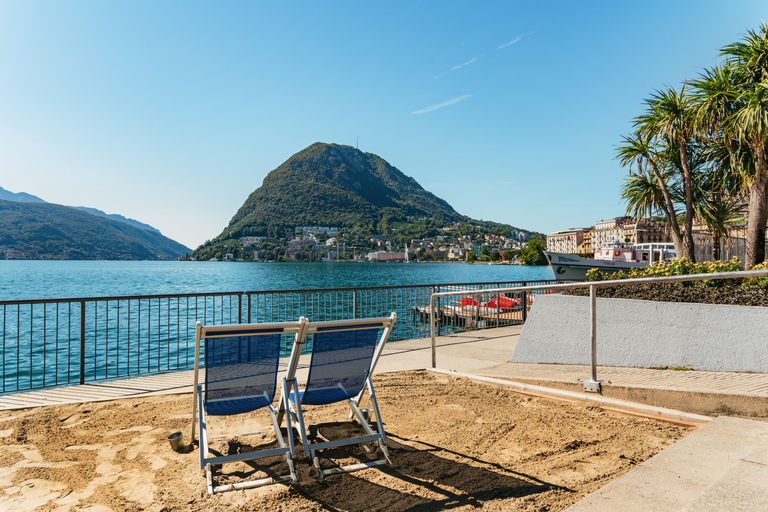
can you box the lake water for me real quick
[0,261,556,392]
[0,261,556,301]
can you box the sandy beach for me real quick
[0,370,691,511]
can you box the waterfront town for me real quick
[189,216,725,263]
[190,224,531,262]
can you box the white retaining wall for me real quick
[510,294,768,372]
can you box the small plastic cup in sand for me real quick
[167,431,183,451]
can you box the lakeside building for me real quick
[623,220,672,244]
[367,251,406,262]
[592,217,632,248]
[548,217,673,255]
[295,226,339,235]
[546,228,590,254]
[447,247,465,260]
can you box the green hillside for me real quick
[195,142,534,257]
[0,200,191,260]
[222,143,463,239]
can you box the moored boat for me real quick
[545,241,675,280]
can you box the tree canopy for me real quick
[618,22,768,266]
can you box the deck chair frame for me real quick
[191,319,307,494]
[280,313,396,479]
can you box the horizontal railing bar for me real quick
[0,292,243,306]
[429,269,768,300]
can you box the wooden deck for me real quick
[0,370,201,411]
[0,356,313,411]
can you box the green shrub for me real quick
[587,257,743,286]
[574,257,768,306]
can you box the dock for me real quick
[411,305,525,325]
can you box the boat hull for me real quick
[544,251,648,280]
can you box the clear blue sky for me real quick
[1,1,764,249]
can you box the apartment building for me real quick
[591,217,632,248]
[546,228,590,254]
[623,220,672,244]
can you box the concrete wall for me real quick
[510,294,768,373]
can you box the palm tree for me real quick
[725,83,768,265]
[717,22,768,266]
[633,86,697,261]
[621,166,669,222]
[616,130,692,256]
[690,151,743,260]
[691,64,740,156]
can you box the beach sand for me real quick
[0,370,691,511]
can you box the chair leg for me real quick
[281,377,296,459]
[197,386,207,471]
[205,464,214,495]
[291,379,311,457]
[366,376,389,444]
[312,453,323,479]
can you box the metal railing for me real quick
[693,231,768,263]
[429,269,768,392]
[0,278,563,394]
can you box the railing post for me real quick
[430,290,436,369]
[238,294,242,324]
[583,284,603,393]
[79,300,86,385]
[521,282,528,322]
[435,286,441,337]
[247,294,252,323]
[474,286,481,329]
[353,290,357,319]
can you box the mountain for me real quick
[219,142,464,240]
[70,206,160,233]
[0,187,161,233]
[0,186,46,203]
[0,200,191,260]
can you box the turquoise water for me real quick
[0,261,556,392]
[0,260,555,301]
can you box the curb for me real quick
[428,368,713,426]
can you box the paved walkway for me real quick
[2,325,767,510]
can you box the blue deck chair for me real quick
[280,313,396,479]
[190,319,307,494]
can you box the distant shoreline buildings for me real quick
[190,225,531,262]
[546,217,672,255]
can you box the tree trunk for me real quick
[713,236,721,261]
[745,180,768,267]
[645,154,685,259]
[745,145,767,267]
[678,141,696,262]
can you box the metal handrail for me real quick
[429,269,768,392]
[0,279,555,307]
[0,278,562,394]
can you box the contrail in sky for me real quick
[498,31,535,49]
[450,56,480,71]
[434,55,482,79]
[410,95,472,115]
